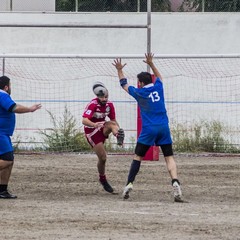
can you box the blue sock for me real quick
[127,160,141,185]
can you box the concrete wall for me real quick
[0,12,240,55]
[0,0,55,11]
[0,0,10,11]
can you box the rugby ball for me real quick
[92,82,108,97]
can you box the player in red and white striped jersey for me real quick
[82,82,124,193]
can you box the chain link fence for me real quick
[56,0,240,12]
[1,0,240,12]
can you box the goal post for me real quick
[1,54,240,155]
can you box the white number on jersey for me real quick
[149,91,160,102]
[85,110,92,115]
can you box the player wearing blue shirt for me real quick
[129,77,168,126]
[113,53,184,202]
[0,76,42,199]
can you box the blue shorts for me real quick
[138,124,172,146]
[0,135,13,155]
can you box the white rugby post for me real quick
[147,0,151,72]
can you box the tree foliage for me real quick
[180,0,240,12]
[56,0,171,12]
[56,0,240,12]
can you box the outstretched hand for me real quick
[112,58,127,70]
[30,103,42,112]
[143,52,154,65]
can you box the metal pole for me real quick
[10,0,13,11]
[147,0,151,72]
[1,53,240,59]
[2,58,5,75]
[75,0,78,12]
[202,0,205,12]
[0,23,147,28]
[137,0,140,12]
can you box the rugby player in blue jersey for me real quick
[112,53,183,202]
[0,76,41,199]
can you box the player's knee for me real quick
[97,151,107,162]
[105,121,116,128]
[103,121,116,135]
[98,157,107,165]
[0,152,14,170]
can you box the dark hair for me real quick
[0,76,10,90]
[137,72,152,85]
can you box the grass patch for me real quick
[39,106,91,152]
[171,120,240,153]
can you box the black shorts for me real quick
[135,142,173,157]
[160,144,173,157]
[0,151,14,161]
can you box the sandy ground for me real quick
[0,153,240,240]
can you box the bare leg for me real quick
[103,121,124,146]
[164,156,183,202]
[92,142,113,193]
[103,121,119,136]
[164,156,178,179]
[0,160,17,198]
[0,160,13,187]
[0,163,13,185]
[0,159,13,171]
[93,142,107,176]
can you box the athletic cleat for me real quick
[174,195,185,203]
[172,181,183,202]
[100,180,114,193]
[122,183,133,199]
[116,128,125,146]
[0,190,17,199]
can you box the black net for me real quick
[55,0,240,12]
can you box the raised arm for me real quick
[143,53,163,80]
[112,58,129,93]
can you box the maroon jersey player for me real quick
[82,82,124,193]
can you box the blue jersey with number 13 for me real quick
[128,77,169,128]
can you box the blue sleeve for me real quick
[154,77,163,87]
[128,86,138,100]
[155,77,162,83]
[0,93,16,112]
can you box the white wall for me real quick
[0,12,240,55]
[0,0,55,11]
[0,0,9,11]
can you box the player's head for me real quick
[97,91,109,105]
[0,76,11,95]
[92,81,108,105]
[137,72,152,87]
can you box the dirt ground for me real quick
[0,153,239,240]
